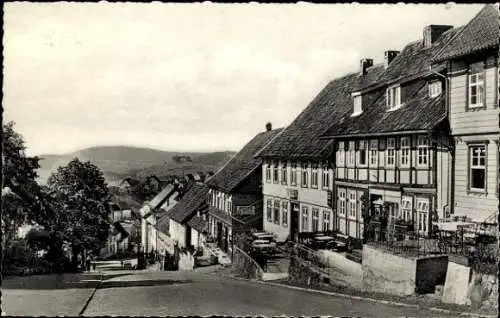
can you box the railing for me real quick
[292,244,337,277]
[365,228,498,273]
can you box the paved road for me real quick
[2,267,465,317]
[82,269,459,317]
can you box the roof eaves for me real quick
[320,129,432,140]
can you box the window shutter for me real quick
[378,138,386,151]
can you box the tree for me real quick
[47,158,110,269]
[2,122,42,246]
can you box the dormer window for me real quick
[352,94,363,116]
[386,85,401,111]
[428,81,442,98]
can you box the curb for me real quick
[208,271,497,318]
[78,272,104,316]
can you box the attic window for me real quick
[386,85,401,111]
[352,95,363,116]
[428,81,442,98]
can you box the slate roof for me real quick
[148,184,175,209]
[205,128,283,193]
[166,182,209,224]
[433,5,499,62]
[258,65,384,159]
[321,25,463,138]
[186,215,208,233]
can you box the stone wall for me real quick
[466,271,498,312]
[288,256,324,288]
[362,245,416,296]
[232,246,262,280]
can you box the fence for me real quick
[365,228,498,273]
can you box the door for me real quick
[290,202,299,242]
[185,226,192,248]
[216,222,222,248]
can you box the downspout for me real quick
[429,64,453,219]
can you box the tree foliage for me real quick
[47,158,110,254]
[2,122,42,244]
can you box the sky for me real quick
[4,2,485,156]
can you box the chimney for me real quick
[265,122,272,131]
[360,58,373,76]
[384,50,400,68]
[423,25,453,48]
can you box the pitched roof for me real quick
[186,215,208,233]
[109,194,142,212]
[148,184,175,209]
[433,5,499,62]
[322,26,463,138]
[205,128,283,193]
[257,65,384,160]
[166,182,209,224]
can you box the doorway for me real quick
[290,202,299,242]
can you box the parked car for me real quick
[328,234,350,252]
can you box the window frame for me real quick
[386,138,396,167]
[468,71,485,109]
[273,200,280,225]
[386,85,402,110]
[272,161,279,184]
[281,162,288,185]
[337,141,345,166]
[266,199,273,222]
[401,196,412,221]
[338,190,346,217]
[400,137,410,167]
[282,201,288,227]
[369,140,378,167]
[322,210,331,232]
[301,206,309,232]
[322,164,330,189]
[352,95,363,116]
[416,198,429,234]
[311,163,319,188]
[469,144,487,192]
[348,191,357,219]
[290,162,297,186]
[347,141,356,167]
[312,208,320,232]
[428,80,442,98]
[417,136,429,168]
[357,140,368,167]
[301,162,309,188]
[265,162,271,183]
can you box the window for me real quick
[301,206,309,232]
[469,145,487,191]
[337,141,345,166]
[322,210,331,231]
[312,208,320,232]
[416,198,429,233]
[386,138,395,167]
[369,140,378,166]
[274,201,280,224]
[322,164,330,188]
[282,201,288,227]
[469,72,484,108]
[311,164,318,188]
[265,162,271,182]
[428,81,442,98]
[386,85,401,110]
[338,190,346,216]
[417,136,429,167]
[266,199,273,222]
[348,191,357,218]
[273,162,279,183]
[301,163,308,187]
[358,140,368,166]
[291,162,297,186]
[281,162,288,185]
[352,95,362,116]
[401,196,412,221]
[347,141,356,166]
[400,137,410,167]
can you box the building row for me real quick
[141,5,499,257]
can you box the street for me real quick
[2,265,462,317]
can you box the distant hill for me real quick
[37,146,235,184]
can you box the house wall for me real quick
[169,219,187,248]
[449,54,499,222]
[262,159,334,242]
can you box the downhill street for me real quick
[3,265,464,317]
